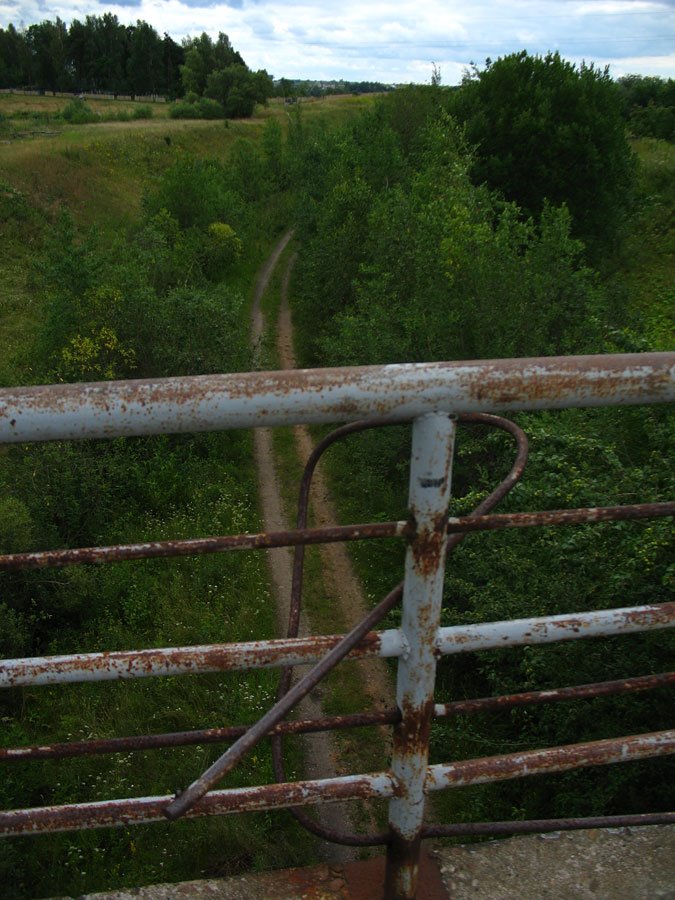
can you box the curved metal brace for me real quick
[272,412,528,846]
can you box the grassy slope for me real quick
[0,94,373,897]
[0,91,373,378]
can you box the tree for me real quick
[98,13,127,96]
[450,51,637,259]
[0,26,29,87]
[213,32,244,69]
[26,19,71,92]
[162,33,184,98]
[127,20,163,96]
[204,65,272,118]
[180,38,211,96]
[617,75,675,142]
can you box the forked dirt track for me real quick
[250,231,394,861]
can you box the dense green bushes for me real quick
[448,52,637,260]
[169,97,226,120]
[0,131,309,897]
[618,74,675,142]
[290,86,673,826]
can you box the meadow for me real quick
[0,92,371,898]
[0,78,672,896]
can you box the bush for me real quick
[450,51,637,259]
[60,98,99,124]
[168,98,225,120]
[168,101,193,119]
[143,156,244,230]
[132,104,154,120]
[202,222,243,278]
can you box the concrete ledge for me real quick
[69,825,674,900]
[433,825,675,899]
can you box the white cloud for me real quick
[2,0,673,81]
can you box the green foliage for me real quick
[132,104,153,120]
[143,156,244,230]
[205,66,256,118]
[618,75,675,141]
[1,14,183,96]
[449,51,637,259]
[227,139,269,201]
[294,108,611,366]
[178,31,270,119]
[203,222,243,278]
[290,91,673,830]
[60,98,99,124]
[0,181,34,224]
[168,97,226,120]
[58,324,136,381]
[261,117,285,188]
[379,83,445,157]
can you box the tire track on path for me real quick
[276,255,395,716]
[250,231,365,863]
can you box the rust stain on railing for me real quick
[0,353,673,900]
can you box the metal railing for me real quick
[0,352,673,900]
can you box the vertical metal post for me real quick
[384,413,456,899]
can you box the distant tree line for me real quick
[0,16,274,118]
[274,78,394,98]
[0,15,184,96]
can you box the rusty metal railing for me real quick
[0,353,673,900]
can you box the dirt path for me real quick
[276,256,394,712]
[251,231,384,863]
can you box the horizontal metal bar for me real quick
[1,730,672,837]
[433,671,675,718]
[435,602,675,656]
[1,500,671,572]
[422,811,675,838]
[0,631,406,688]
[0,353,671,443]
[0,521,408,571]
[0,772,399,837]
[0,711,402,761]
[446,501,675,534]
[426,730,675,790]
[3,672,671,762]
[2,604,672,688]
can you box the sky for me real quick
[1,0,674,84]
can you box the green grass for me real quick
[0,92,373,896]
[623,138,675,349]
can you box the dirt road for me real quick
[250,231,393,861]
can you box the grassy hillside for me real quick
[0,93,374,898]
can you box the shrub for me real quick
[60,98,99,124]
[202,222,243,278]
[143,156,243,229]
[197,97,225,119]
[168,98,224,120]
[132,104,154,120]
[168,101,194,119]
